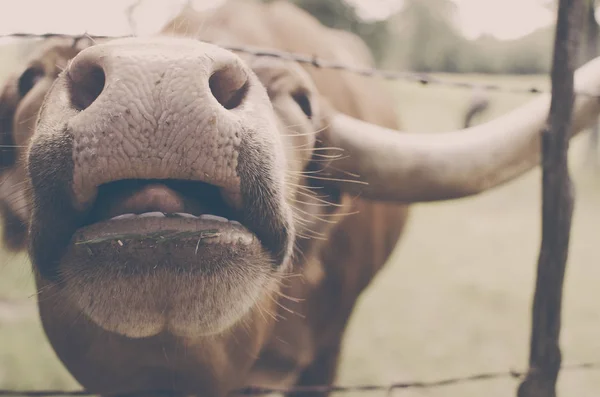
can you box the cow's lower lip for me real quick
[71,212,257,249]
[56,213,271,338]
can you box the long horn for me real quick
[322,56,600,203]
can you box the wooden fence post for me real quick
[517,1,586,397]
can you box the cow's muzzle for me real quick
[27,37,293,338]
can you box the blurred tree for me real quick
[499,27,553,74]
[386,0,555,74]
[386,0,464,72]
[262,0,392,64]
[260,0,559,75]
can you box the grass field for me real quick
[1,73,599,396]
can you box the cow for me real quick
[1,1,600,396]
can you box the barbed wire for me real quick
[0,361,598,396]
[2,31,600,98]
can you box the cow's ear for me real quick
[0,75,19,169]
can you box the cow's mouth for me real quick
[87,179,239,224]
[72,179,258,250]
[41,178,283,338]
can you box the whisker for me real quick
[83,33,97,45]
[286,169,325,175]
[280,130,321,137]
[297,230,327,240]
[294,223,329,239]
[252,300,270,323]
[274,290,304,303]
[288,141,314,150]
[286,182,324,191]
[296,191,332,202]
[291,206,340,224]
[290,198,331,207]
[295,190,344,207]
[294,204,360,219]
[300,174,367,185]
[296,232,315,240]
[311,152,349,159]
[292,219,327,236]
[310,155,349,163]
[256,301,280,322]
[280,121,306,130]
[268,294,304,318]
[295,146,344,152]
[292,215,311,227]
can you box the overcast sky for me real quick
[0,0,560,42]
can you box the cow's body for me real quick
[2,1,600,397]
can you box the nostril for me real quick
[68,61,106,111]
[209,66,249,110]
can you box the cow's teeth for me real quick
[138,212,166,218]
[111,213,135,220]
[172,212,197,219]
[199,214,228,222]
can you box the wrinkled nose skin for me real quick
[27,37,292,278]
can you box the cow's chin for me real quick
[52,217,278,339]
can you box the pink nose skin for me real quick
[35,36,282,212]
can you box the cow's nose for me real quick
[66,39,250,112]
[67,60,105,111]
[33,37,279,209]
[207,65,250,110]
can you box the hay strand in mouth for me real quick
[74,229,222,246]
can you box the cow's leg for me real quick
[288,202,409,397]
[289,341,343,397]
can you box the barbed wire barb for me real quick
[2,31,600,98]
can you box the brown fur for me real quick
[0,1,409,396]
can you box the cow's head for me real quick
[2,22,600,350]
[0,35,333,340]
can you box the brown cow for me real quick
[1,1,600,396]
